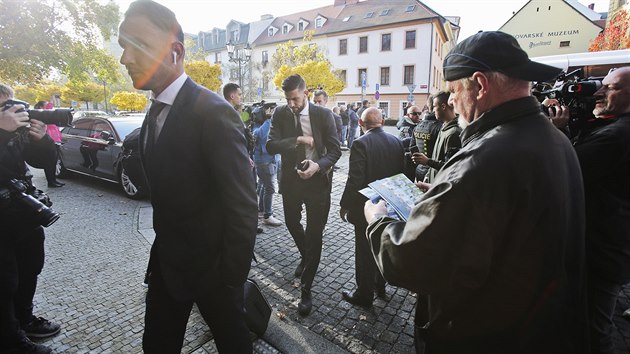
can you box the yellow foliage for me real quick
[273,61,345,97]
[13,82,64,106]
[185,60,222,92]
[110,91,148,112]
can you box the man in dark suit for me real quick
[339,107,404,308]
[118,1,257,352]
[266,75,341,316]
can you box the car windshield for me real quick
[111,120,143,140]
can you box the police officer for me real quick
[0,83,61,354]
[408,96,442,182]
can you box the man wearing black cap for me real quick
[364,31,588,353]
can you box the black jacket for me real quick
[266,103,341,192]
[368,97,588,353]
[340,127,404,225]
[140,78,257,301]
[574,113,630,283]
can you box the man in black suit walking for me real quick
[118,1,257,352]
[266,75,341,316]
[339,107,404,308]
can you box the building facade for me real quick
[192,0,459,119]
[499,0,606,57]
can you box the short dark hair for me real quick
[281,74,306,93]
[222,83,240,101]
[313,89,328,99]
[433,91,450,106]
[362,99,369,105]
[34,101,47,109]
[124,0,184,42]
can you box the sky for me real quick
[112,0,610,41]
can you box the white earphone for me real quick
[172,51,177,64]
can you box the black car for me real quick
[56,115,147,199]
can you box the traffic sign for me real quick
[407,94,414,102]
[361,72,367,89]
[375,91,380,100]
[407,84,416,93]
[375,83,380,91]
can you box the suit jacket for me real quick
[340,127,404,225]
[140,78,257,301]
[266,104,341,192]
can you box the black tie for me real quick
[295,113,306,165]
[146,100,166,156]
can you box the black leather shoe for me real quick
[298,288,312,316]
[48,181,65,188]
[23,317,61,339]
[342,291,372,309]
[294,260,305,277]
[375,287,389,301]
[256,226,264,234]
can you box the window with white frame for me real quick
[359,36,368,53]
[283,24,289,34]
[404,65,415,85]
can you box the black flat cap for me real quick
[443,31,561,82]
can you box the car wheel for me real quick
[119,166,144,199]
[55,154,70,178]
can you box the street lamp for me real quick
[226,40,252,91]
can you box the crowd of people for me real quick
[2,0,630,353]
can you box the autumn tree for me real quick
[14,82,65,106]
[185,60,222,92]
[589,9,630,52]
[110,91,148,112]
[184,36,209,63]
[271,30,345,96]
[273,61,345,96]
[62,81,104,110]
[0,0,120,85]
[270,30,327,72]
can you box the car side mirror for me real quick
[99,130,112,141]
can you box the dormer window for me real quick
[343,16,351,22]
[380,9,390,16]
[315,15,326,28]
[283,24,289,34]
[365,12,374,19]
[268,28,273,37]
[406,5,416,12]
[298,22,304,31]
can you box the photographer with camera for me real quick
[1,83,61,354]
[552,67,630,354]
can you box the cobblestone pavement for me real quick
[27,125,630,353]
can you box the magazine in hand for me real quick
[359,173,424,222]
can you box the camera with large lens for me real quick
[2,99,73,127]
[536,68,603,133]
[0,179,60,227]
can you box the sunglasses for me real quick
[409,112,421,116]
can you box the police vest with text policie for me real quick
[412,113,442,158]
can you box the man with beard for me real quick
[364,31,588,353]
[266,74,340,316]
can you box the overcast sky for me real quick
[112,0,610,41]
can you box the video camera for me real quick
[535,68,603,133]
[2,99,73,127]
[0,179,59,227]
